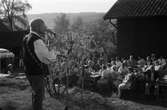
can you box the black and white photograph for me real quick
[0,0,167,110]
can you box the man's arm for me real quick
[34,39,57,65]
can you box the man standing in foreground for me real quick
[22,18,57,110]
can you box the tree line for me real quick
[0,0,117,61]
[53,13,117,61]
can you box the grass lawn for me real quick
[0,76,167,110]
[0,77,66,110]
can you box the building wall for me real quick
[0,31,28,51]
[117,16,167,57]
[0,31,28,69]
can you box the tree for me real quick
[85,18,117,59]
[0,0,31,31]
[54,14,70,34]
[71,17,83,32]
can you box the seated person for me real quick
[110,64,117,72]
[118,72,133,97]
[158,57,166,67]
[106,63,112,71]
[7,64,13,75]
[154,60,161,71]
[127,55,137,68]
[115,57,122,69]
[101,65,111,79]
[118,61,129,77]
[137,57,146,68]
[153,60,162,80]
[157,63,167,79]
[143,60,153,73]
[110,58,116,66]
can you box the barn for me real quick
[104,0,167,57]
[0,20,29,70]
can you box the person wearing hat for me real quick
[22,18,58,110]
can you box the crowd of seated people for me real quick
[55,53,167,98]
[82,53,167,97]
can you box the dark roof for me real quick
[104,0,167,20]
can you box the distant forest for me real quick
[28,12,105,29]
[28,12,117,60]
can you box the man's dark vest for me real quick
[23,32,49,75]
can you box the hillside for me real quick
[28,12,105,29]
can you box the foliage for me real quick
[54,13,70,34]
[70,17,83,32]
[47,31,92,63]
[0,0,31,31]
[51,13,117,68]
[85,18,117,59]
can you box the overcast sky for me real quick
[28,0,117,14]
